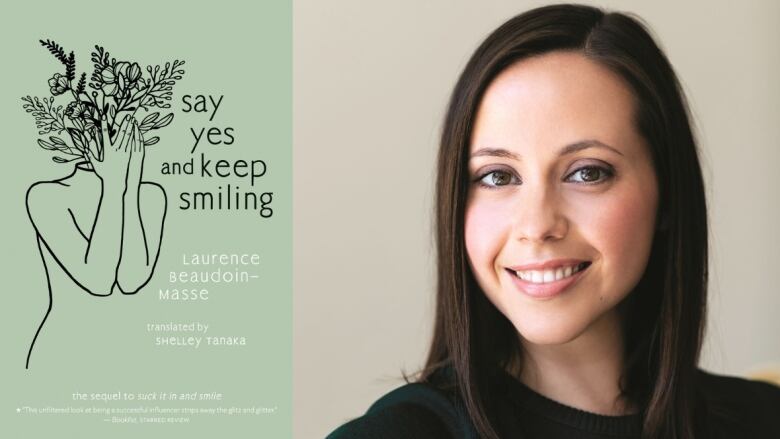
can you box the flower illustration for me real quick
[100,61,142,96]
[65,100,86,118]
[48,73,70,95]
[24,41,185,165]
[66,100,98,131]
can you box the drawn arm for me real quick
[116,121,167,294]
[26,115,135,296]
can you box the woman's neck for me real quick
[62,162,99,186]
[511,309,637,416]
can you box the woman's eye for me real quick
[477,170,517,188]
[566,165,614,184]
[473,165,614,189]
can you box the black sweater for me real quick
[327,368,780,438]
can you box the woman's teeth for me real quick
[514,262,589,284]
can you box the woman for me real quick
[327,4,780,439]
[25,115,167,369]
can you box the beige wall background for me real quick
[294,0,780,437]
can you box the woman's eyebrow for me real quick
[470,139,625,160]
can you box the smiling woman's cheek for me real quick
[571,180,658,295]
[464,194,514,305]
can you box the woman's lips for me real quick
[506,263,590,299]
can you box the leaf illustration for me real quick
[140,112,159,125]
[153,113,174,129]
[144,136,160,146]
[40,39,69,66]
[75,73,87,95]
[139,112,159,132]
[22,95,66,135]
[66,51,76,81]
[89,45,112,90]
[48,136,74,153]
[52,156,79,163]
[67,128,86,151]
[38,139,57,150]
[142,60,185,109]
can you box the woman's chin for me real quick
[513,319,587,346]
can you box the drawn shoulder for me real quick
[26,181,70,219]
[139,182,167,211]
[140,181,166,201]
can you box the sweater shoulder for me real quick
[697,368,780,437]
[698,368,780,404]
[326,378,473,439]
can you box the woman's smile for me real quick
[505,261,592,299]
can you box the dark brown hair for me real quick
[417,4,709,439]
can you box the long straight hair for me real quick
[418,4,709,439]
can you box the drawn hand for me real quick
[126,119,146,185]
[91,115,134,187]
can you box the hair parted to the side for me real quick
[414,4,709,439]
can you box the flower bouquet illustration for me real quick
[22,40,184,369]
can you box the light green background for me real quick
[0,1,291,438]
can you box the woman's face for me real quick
[465,51,659,346]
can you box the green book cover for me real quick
[0,2,291,438]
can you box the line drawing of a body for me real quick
[25,115,166,369]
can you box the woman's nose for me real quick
[510,183,568,243]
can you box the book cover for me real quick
[1,2,291,437]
